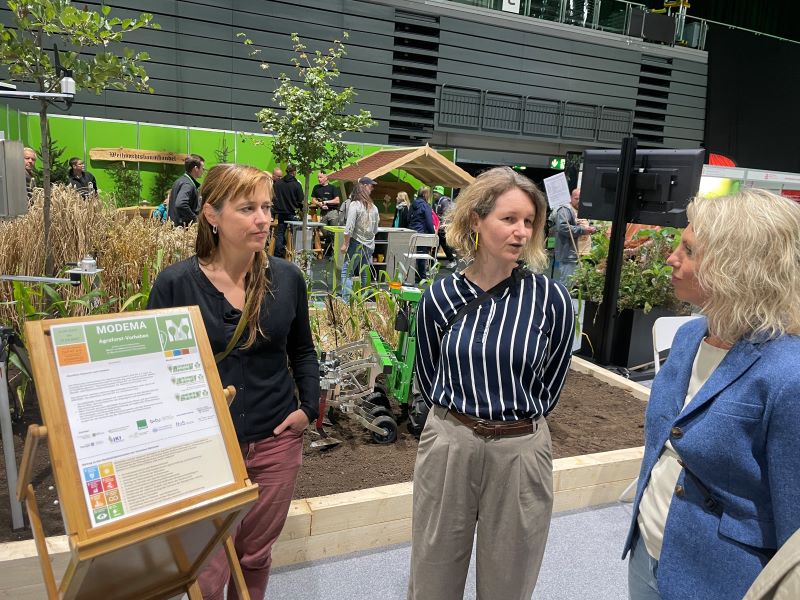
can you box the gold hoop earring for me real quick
[473,231,479,250]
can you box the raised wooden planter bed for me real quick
[0,357,649,597]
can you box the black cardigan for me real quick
[147,256,320,442]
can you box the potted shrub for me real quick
[570,226,690,368]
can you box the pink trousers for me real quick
[198,428,304,600]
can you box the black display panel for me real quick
[579,148,704,227]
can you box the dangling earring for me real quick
[212,225,218,235]
[473,231,479,250]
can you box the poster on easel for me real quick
[49,310,235,527]
[19,306,258,600]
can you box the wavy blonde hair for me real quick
[688,188,800,344]
[445,167,547,271]
[197,164,273,349]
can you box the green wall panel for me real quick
[84,120,138,196]
[188,129,229,167]
[48,117,86,176]
[21,112,456,207]
[138,124,188,204]
[235,133,272,171]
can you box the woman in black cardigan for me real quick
[148,164,319,600]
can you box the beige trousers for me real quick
[408,405,554,600]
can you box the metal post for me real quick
[559,0,567,24]
[0,331,25,530]
[676,2,687,42]
[597,136,637,366]
[593,0,602,29]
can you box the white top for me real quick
[344,201,379,249]
[637,339,730,560]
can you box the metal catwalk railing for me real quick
[445,0,799,51]
[438,84,633,143]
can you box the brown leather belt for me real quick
[445,408,539,439]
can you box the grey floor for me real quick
[267,503,633,600]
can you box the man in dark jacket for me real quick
[68,157,99,198]
[272,164,304,258]
[167,154,204,227]
[408,187,436,279]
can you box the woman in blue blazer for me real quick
[624,189,800,600]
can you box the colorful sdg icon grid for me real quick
[84,463,124,523]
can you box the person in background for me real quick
[23,147,36,199]
[68,157,99,198]
[167,154,204,227]
[272,164,304,258]
[409,166,574,600]
[311,172,341,255]
[339,176,379,302]
[152,191,169,222]
[623,189,800,600]
[408,186,435,280]
[553,187,596,287]
[433,185,457,268]
[393,191,410,228]
[148,164,319,600]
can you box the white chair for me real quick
[652,315,703,373]
[399,233,439,284]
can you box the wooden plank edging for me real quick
[0,360,648,586]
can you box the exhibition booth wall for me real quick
[0,104,453,205]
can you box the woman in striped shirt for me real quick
[407,167,575,600]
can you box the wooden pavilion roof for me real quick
[327,144,474,188]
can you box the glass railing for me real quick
[447,0,708,50]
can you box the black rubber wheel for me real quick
[406,395,430,438]
[365,391,391,411]
[371,415,398,444]
[369,405,393,420]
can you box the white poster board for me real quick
[502,0,521,13]
[49,310,234,527]
[544,172,572,210]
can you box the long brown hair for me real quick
[352,181,374,209]
[197,164,273,349]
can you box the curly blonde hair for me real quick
[445,167,547,271]
[688,188,800,344]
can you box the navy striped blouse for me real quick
[415,271,575,421]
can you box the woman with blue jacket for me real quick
[624,188,800,600]
[407,186,435,279]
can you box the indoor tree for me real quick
[0,0,158,273]
[249,32,376,257]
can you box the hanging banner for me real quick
[89,148,189,164]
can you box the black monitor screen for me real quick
[579,148,705,227]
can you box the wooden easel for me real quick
[18,307,260,600]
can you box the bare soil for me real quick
[1,371,645,543]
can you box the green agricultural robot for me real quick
[312,284,430,448]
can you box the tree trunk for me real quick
[301,172,310,262]
[40,103,53,276]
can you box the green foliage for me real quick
[571,226,687,313]
[33,133,70,185]
[215,136,232,164]
[0,0,158,271]
[150,163,181,205]
[0,1,158,97]
[253,32,376,174]
[246,31,377,248]
[107,161,141,207]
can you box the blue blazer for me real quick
[623,317,800,600]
